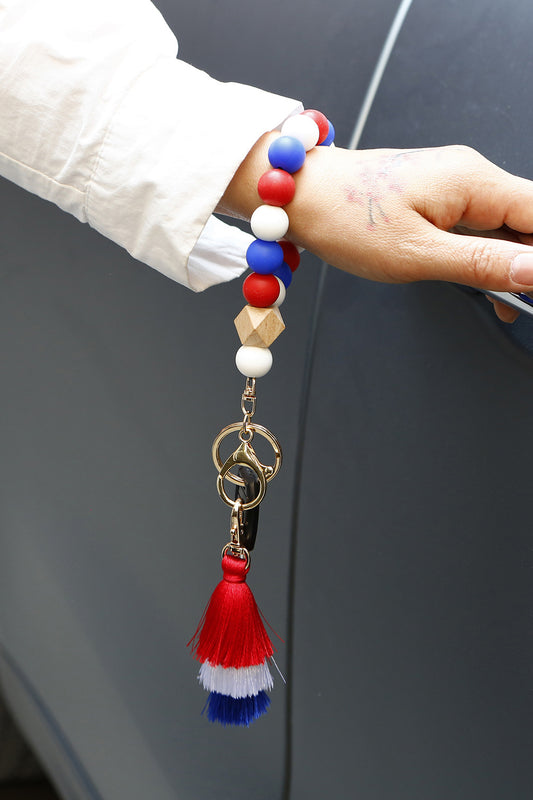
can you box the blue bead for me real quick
[246,239,284,274]
[268,136,306,173]
[204,691,271,726]
[319,121,335,146]
[274,262,293,288]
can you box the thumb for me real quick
[403,223,533,293]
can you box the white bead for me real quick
[281,115,320,151]
[235,345,273,378]
[250,205,289,241]
[273,277,286,307]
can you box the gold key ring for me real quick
[212,422,283,487]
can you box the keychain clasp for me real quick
[212,421,282,493]
[221,499,251,568]
[213,376,282,512]
[216,439,267,510]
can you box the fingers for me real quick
[282,142,533,304]
[414,146,533,235]
[388,147,533,290]
[485,295,520,323]
[396,217,527,321]
[395,217,533,293]
[394,150,533,323]
[461,163,533,235]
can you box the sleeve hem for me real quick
[86,57,302,290]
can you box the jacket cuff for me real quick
[86,57,302,290]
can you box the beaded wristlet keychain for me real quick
[188,109,335,726]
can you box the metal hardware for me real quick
[229,499,243,548]
[221,499,251,568]
[241,377,257,418]
[240,378,257,438]
[216,440,267,510]
[221,541,251,569]
[213,376,281,548]
[212,422,282,488]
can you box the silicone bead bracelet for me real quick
[234,109,335,378]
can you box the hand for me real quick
[220,137,533,322]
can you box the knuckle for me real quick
[468,241,496,286]
[447,144,478,159]
[446,144,490,172]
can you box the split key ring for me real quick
[212,422,283,510]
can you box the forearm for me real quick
[0,0,301,291]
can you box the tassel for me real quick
[189,553,274,726]
[203,691,271,726]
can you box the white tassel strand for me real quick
[199,660,274,699]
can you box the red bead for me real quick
[257,169,296,206]
[280,241,301,272]
[301,109,329,144]
[242,272,281,307]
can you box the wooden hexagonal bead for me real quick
[234,305,285,347]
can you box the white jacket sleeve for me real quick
[0,0,302,290]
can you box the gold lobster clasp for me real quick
[212,422,282,510]
[221,499,251,568]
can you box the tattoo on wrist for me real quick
[344,149,430,229]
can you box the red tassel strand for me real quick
[188,554,273,669]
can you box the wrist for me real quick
[217,131,279,221]
[217,124,336,254]
[283,142,336,251]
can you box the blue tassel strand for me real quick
[204,691,271,726]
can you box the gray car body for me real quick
[0,1,531,798]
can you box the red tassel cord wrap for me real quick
[190,554,273,667]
